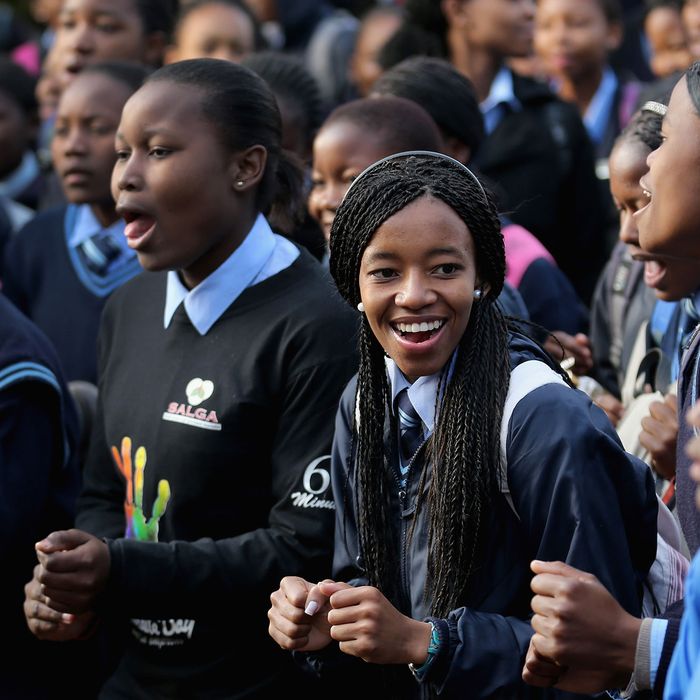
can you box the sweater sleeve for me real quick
[426,384,657,696]
[0,381,64,556]
[75,307,129,539]
[103,354,356,617]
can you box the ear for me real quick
[605,21,623,52]
[142,32,168,67]
[229,145,268,192]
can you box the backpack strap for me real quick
[499,360,569,516]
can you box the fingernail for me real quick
[305,601,319,616]
[61,613,74,624]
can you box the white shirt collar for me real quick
[163,213,277,335]
[385,353,457,433]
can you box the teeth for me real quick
[395,320,444,333]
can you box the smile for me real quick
[390,319,445,343]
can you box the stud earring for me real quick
[473,289,483,300]
[236,180,244,187]
[357,302,365,312]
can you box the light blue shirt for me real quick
[480,67,522,135]
[68,203,128,249]
[583,67,618,147]
[163,213,299,335]
[665,552,700,699]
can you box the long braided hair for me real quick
[329,153,510,618]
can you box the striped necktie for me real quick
[77,231,123,277]
[396,388,424,469]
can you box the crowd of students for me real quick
[4,0,700,698]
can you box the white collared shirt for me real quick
[163,213,299,335]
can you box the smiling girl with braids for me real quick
[268,151,658,698]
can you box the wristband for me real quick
[408,621,442,682]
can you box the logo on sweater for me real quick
[290,456,335,510]
[186,378,214,405]
[162,378,221,431]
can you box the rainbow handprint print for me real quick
[112,436,171,541]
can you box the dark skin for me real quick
[640,392,678,480]
[24,533,105,642]
[24,80,269,636]
[522,560,640,692]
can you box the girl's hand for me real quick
[268,576,334,652]
[640,393,678,480]
[24,565,98,641]
[323,583,432,665]
[34,529,110,614]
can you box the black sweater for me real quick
[77,253,358,698]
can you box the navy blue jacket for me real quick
[328,333,657,698]
[0,293,82,696]
[2,205,141,383]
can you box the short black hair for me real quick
[592,0,624,22]
[147,58,304,232]
[80,61,150,94]
[133,0,177,38]
[322,95,443,154]
[0,58,37,115]
[243,51,324,153]
[372,56,484,156]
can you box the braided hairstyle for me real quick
[329,154,510,617]
[617,95,669,153]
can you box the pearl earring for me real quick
[473,289,483,300]
[236,180,244,187]
[357,302,365,312]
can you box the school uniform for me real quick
[664,551,700,699]
[2,204,141,383]
[502,219,587,333]
[473,69,609,303]
[631,309,700,698]
[577,67,642,163]
[325,332,657,698]
[589,242,659,397]
[0,293,82,698]
[0,149,45,210]
[76,215,358,698]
